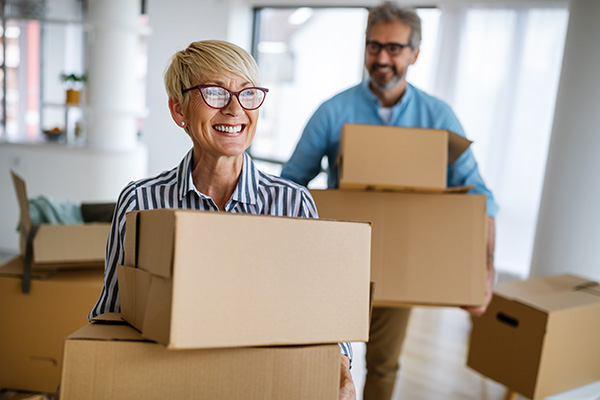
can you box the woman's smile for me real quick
[213,124,245,135]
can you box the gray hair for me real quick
[366,2,422,49]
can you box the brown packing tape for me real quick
[21,224,40,293]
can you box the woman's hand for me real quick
[339,354,357,400]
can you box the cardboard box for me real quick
[0,256,104,393]
[310,189,487,307]
[118,209,371,349]
[11,170,110,269]
[338,124,472,191]
[0,392,51,400]
[60,314,341,400]
[467,274,600,399]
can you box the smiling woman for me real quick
[87,39,357,400]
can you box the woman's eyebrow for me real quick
[205,80,253,88]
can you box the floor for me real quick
[349,306,510,400]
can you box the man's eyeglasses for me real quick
[366,40,412,56]
[182,85,269,110]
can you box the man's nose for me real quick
[375,48,393,63]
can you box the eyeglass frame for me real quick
[181,84,269,110]
[365,40,413,56]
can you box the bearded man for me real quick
[281,3,499,400]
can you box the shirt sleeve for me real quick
[434,102,499,218]
[448,148,499,217]
[339,342,353,366]
[88,181,138,320]
[295,186,354,366]
[281,104,332,186]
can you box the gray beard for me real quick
[370,73,403,91]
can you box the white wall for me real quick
[143,0,250,176]
[530,0,600,281]
[0,144,147,253]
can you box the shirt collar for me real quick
[230,152,259,205]
[362,79,414,112]
[178,149,259,205]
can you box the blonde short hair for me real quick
[164,40,260,111]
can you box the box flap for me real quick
[117,264,153,332]
[124,212,140,267]
[11,170,32,255]
[494,274,600,312]
[11,170,32,233]
[92,312,126,323]
[447,130,473,164]
[133,210,176,278]
[67,319,147,342]
[141,274,173,346]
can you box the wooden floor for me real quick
[350,306,510,400]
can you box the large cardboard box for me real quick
[118,209,371,349]
[467,274,600,399]
[310,189,487,307]
[0,256,104,393]
[11,171,110,269]
[338,124,472,191]
[60,314,341,400]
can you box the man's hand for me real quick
[339,354,356,400]
[462,216,496,317]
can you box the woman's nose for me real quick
[222,94,244,115]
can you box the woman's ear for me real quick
[168,97,185,127]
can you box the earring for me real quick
[180,121,185,127]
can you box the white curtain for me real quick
[410,4,569,277]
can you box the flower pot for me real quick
[66,89,81,105]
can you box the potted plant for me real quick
[60,72,87,105]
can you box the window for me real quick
[0,0,86,143]
[251,7,368,184]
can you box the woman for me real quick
[88,40,356,399]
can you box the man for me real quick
[281,3,498,400]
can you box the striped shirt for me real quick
[88,149,352,361]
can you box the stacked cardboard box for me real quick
[311,123,488,307]
[59,209,373,399]
[61,314,342,400]
[0,256,104,393]
[11,171,110,270]
[1,172,109,394]
[467,274,600,399]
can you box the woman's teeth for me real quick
[214,125,243,133]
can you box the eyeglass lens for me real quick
[366,41,409,56]
[201,86,266,110]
